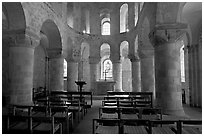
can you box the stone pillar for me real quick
[49,56,64,91]
[192,45,198,107]
[183,47,190,105]
[67,60,78,92]
[188,46,194,106]
[197,40,202,107]
[139,50,155,99]
[89,56,100,94]
[112,60,122,92]
[6,33,39,105]
[130,55,141,92]
[149,27,186,116]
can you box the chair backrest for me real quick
[177,120,202,134]
[93,119,121,134]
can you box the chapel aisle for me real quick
[72,100,101,134]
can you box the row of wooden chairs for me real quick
[102,99,152,108]
[93,119,202,134]
[99,107,162,120]
[36,96,85,124]
[3,105,74,134]
[105,92,153,108]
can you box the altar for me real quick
[96,80,116,95]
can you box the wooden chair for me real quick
[149,120,178,134]
[49,105,73,133]
[118,100,134,108]
[177,120,202,134]
[121,119,149,134]
[102,100,118,107]
[99,107,119,119]
[139,108,162,120]
[4,115,33,134]
[119,107,139,120]
[32,116,62,134]
[93,119,120,134]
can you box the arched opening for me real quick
[120,3,128,33]
[2,2,26,106]
[100,43,112,80]
[120,41,132,92]
[64,59,67,78]
[101,18,110,35]
[38,19,63,93]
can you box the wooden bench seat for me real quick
[32,116,62,134]
[178,120,202,134]
[152,127,175,134]
[95,126,119,134]
[93,119,120,134]
[124,126,148,134]
[182,126,202,134]
[149,120,178,134]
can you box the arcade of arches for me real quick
[2,2,202,117]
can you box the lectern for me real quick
[75,81,87,102]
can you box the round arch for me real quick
[40,19,62,51]
[2,2,26,30]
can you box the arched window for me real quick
[180,43,185,82]
[120,3,128,33]
[103,59,112,80]
[102,21,110,35]
[64,59,67,78]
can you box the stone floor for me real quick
[72,100,202,134]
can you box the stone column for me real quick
[49,56,64,91]
[67,60,78,92]
[149,27,186,116]
[188,46,194,106]
[89,56,100,94]
[130,55,141,92]
[112,59,122,92]
[6,33,39,105]
[139,50,155,99]
[183,46,190,105]
[192,45,198,107]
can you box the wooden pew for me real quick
[177,120,202,134]
[93,119,121,134]
[149,120,178,134]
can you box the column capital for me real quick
[149,23,187,48]
[3,29,40,49]
[89,56,101,64]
